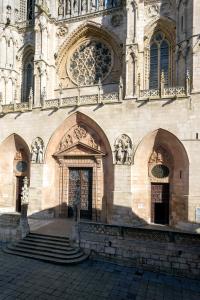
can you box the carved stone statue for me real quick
[31,137,45,163]
[114,134,133,165]
[21,177,29,205]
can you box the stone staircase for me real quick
[3,232,88,264]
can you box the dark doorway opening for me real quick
[16,176,25,213]
[151,183,169,225]
[68,168,93,220]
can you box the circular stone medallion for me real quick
[151,164,169,179]
[16,161,27,173]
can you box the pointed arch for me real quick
[133,129,189,227]
[44,112,114,222]
[56,21,122,87]
[0,134,30,212]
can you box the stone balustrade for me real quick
[0,90,120,115]
[140,86,188,100]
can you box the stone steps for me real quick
[3,232,89,265]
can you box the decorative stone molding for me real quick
[58,124,100,152]
[56,21,122,88]
[31,137,45,164]
[56,24,68,37]
[114,134,133,165]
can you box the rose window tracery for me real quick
[68,40,112,86]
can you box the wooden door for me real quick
[68,168,92,220]
[16,176,25,213]
[151,183,169,225]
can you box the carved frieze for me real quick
[114,134,133,165]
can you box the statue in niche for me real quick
[114,134,133,165]
[58,0,64,16]
[31,137,44,164]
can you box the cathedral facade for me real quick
[0,0,200,232]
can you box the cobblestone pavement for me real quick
[0,249,200,300]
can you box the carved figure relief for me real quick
[149,146,171,165]
[31,137,45,163]
[59,124,99,151]
[114,134,133,165]
[56,24,68,37]
[15,148,26,161]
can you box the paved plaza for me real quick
[0,246,199,300]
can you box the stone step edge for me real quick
[7,245,84,260]
[19,240,73,251]
[13,243,79,255]
[3,247,89,265]
[24,237,70,246]
[29,232,70,241]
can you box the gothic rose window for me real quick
[149,32,170,89]
[68,40,112,86]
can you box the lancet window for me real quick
[149,32,171,89]
[21,56,34,102]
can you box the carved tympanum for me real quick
[59,124,99,151]
[114,134,133,165]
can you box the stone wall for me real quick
[78,222,200,279]
[0,213,21,241]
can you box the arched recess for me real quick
[0,134,30,213]
[45,112,114,222]
[133,129,189,227]
[56,21,122,88]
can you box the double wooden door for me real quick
[68,168,92,220]
[151,183,169,225]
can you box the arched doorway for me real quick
[133,129,189,227]
[0,134,30,213]
[45,112,113,223]
[149,146,173,225]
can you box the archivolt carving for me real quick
[114,134,133,165]
[144,18,176,48]
[58,124,99,151]
[56,21,122,88]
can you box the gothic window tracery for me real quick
[68,40,112,86]
[149,32,170,89]
[21,56,34,102]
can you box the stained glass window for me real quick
[69,40,112,86]
[149,32,170,89]
[21,59,34,102]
